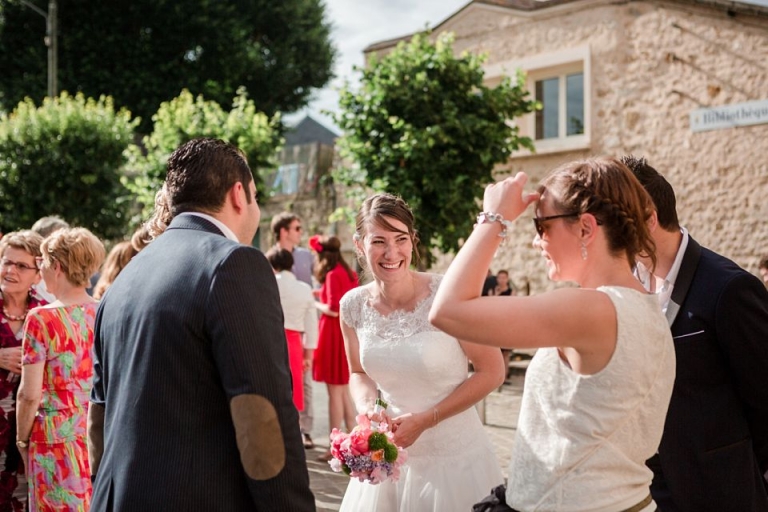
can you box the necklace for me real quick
[2,306,28,322]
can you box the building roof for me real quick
[284,115,339,147]
[364,0,768,53]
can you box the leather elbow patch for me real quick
[230,394,286,480]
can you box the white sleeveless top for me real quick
[507,286,675,512]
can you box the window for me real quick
[483,45,591,155]
[535,71,584,140]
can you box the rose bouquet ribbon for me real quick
[328,399,408,484]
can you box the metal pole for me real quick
[49,0,57,97]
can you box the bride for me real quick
[338,192,505,511]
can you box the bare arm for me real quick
[429,173,615,356]
[16,362,44,442]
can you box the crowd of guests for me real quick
[0,216,146,511]
[1,137,766,511]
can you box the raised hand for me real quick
[482,172,540,222]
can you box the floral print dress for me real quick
[22,303,97,512]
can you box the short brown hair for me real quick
[271,212,300,243]
[0,230,44,259]
[759,256,768,271]
[41,228,106,288]
[165,138,253,216]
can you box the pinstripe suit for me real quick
[90,214,315,511]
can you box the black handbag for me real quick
[472,484,518,512]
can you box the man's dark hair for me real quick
[759,256,768,270]
[620,155,680,231]
[165,138,253,215]
[266,247,294,272]
[271,212,300,243]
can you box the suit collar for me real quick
[167,213,228,238]
[666,235,702,326]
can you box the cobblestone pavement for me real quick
[306,373,525,511]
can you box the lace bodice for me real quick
[340,274,482,456]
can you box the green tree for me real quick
[0,0,335,130]
[125,88,282,222]
[0,92,139,238]
[333,32,538,267]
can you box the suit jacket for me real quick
[650,237,768,511]
[90,215,315,511]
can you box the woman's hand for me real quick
[0,347,22,374]
[367,408,392,428]
[390,411,432,448]
[482,172,540,222]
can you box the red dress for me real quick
[312,265,357,385]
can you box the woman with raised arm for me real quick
[430,157,675,512]
[338,193,505,511]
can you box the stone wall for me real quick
[424,0,768,293]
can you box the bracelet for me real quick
[432,407,440,427]
[475,212,513,240]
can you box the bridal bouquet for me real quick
[328,399,408,484]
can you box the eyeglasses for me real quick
[0,258,38,272]
[532,213,581,237]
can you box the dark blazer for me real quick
[90,215,315,511]
[649,236,768,511]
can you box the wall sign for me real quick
[690,99,768,132]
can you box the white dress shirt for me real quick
[636,228,689,314]
[274,270,318,349]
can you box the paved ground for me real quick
[305,372,526,511]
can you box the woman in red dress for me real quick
[309,235,357,460]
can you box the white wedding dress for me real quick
[338,274,503,512]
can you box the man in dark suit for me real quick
[624,155,768,511]
[88,138,315,511]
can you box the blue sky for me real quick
[286,0,467,133]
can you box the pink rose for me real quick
[348,428,370,456]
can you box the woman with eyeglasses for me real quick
[431,157,676,512]
[16,227,105,511]
[0,230,47,510]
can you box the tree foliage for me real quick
[333,32,538,267]
[0,0,335,130]
[0,92,139,238]
[125,88,282,222]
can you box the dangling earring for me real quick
[581,242,588,261]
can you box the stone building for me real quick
[259,115,358,267]
[365,0,768,293]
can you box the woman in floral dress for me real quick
[16,228,105,511]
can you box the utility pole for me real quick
[21,0,58,98]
